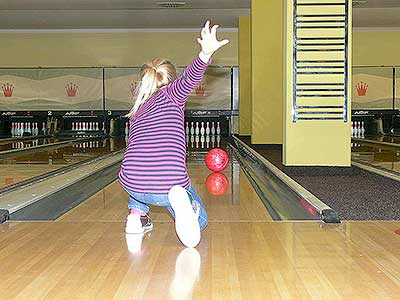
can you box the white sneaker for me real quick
[125,213,153,234]
[125,214,143,234]
[168,185,201,248]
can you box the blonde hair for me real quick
[127,58,177,118]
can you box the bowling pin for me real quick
[211,122,215,135]
[125,122,129,136]
[216,122,221,135]
[186,134,189,147]
[72,122,75,131]
[200,122,205,136]
[95,122,99,131]
[42,122,46,135]
[195,122,199,135]
[206,135,210,148]
[195,135,199,148]
[89,122,92,131]
[190,122,194,135]
[211,134,215,148]
[205,122,210,135]
[11,123,15,137]
[185,122,190,135]
[361,121,365,137]
[201,135,205,148]
[217,134,220,147]
[351,121,354,137]
[190,135,194,148]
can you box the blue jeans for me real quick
[125,186,208,231]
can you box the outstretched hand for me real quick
[197,20,229,56]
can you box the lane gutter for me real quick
[232,135,340,223]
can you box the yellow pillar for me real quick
[251,0,283,144]
[239,16,252,136]
[283,0,352,166]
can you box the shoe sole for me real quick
[169,185,201,248]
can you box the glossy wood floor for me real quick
[1,159,400,299]
[352,141,400,175]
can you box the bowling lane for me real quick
[0,137,126,190]
[353,134,400,146]
[0,137,66,152]
[59,148,272,222]
[352,141,400,174]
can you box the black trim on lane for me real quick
[0,209,9,223]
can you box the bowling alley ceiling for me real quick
[0,0,399,29]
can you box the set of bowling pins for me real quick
[73,140,100,149]
[11,122,41,137]
[72,121,100,131]
[185,121,221,149]
[351,121,365,138]
[11,139,40,149]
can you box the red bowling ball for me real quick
[206,172,229,196]
[205,148,229,172]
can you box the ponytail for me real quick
[127,59,177,118]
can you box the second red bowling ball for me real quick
[205,148,229,172]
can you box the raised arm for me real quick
[162,21,229,107]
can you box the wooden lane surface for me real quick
[1,160,399,299]
[0,221,399,299]
[59,161,271,222]
[0,165,68,189]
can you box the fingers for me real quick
[219,39,230,47]
[201,28,206,39]
[204,20,210,33]
[211,24,219,37]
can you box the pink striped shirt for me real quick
[119,55,209,193]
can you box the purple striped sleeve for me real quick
[162,54,210,106]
